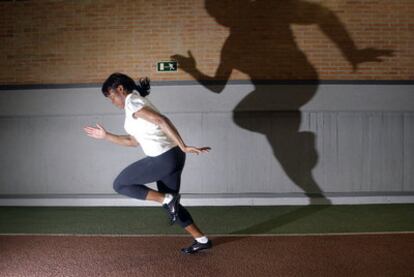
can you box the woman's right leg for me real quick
[113,156,181,225]
[113,156,166,202]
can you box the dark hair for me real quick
[101,73,150,97]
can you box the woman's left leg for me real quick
[157,175,197,231]
[157,172,212,254]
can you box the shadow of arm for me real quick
[292,1,357,60]
[291,0,394,70]
[172,50,232,93]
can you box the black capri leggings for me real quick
[113,146,194,228]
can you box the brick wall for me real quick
[0,0,412,85]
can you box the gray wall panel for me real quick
[0,83,413,204]
[1,84,414,116]
[404,113,414,191]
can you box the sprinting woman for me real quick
[83,72,212,254]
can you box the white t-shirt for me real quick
[124,92,177,157]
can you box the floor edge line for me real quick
[1,231,413,237]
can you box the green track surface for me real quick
[0,204,413,235]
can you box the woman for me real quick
[83,72,212,254]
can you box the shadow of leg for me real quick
[233,110,330,205]
[268,129,332,205]
[230,205,330,235]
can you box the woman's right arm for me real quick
[105,133,139,147]
[83,124,139,147]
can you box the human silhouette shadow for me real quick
[212,205,329,247]
[172,0,393,206]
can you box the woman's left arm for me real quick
[133,107,210,155]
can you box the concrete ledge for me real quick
[1,194,413,206]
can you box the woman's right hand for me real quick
[83,124,107,140]
[181,145,211,155]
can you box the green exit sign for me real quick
[157,61,177,72]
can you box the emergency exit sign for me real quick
[157,61,177,72]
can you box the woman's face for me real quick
[107,85,127,109]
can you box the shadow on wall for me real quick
[172,0,393,205]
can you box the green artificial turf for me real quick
[0,204,413,235]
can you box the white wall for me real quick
[0,82,413,205]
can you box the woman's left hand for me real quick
[181,146,211,155]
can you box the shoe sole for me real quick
[181,247,212,254]
[181,242,213,254]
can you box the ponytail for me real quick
[135,77,150,97]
